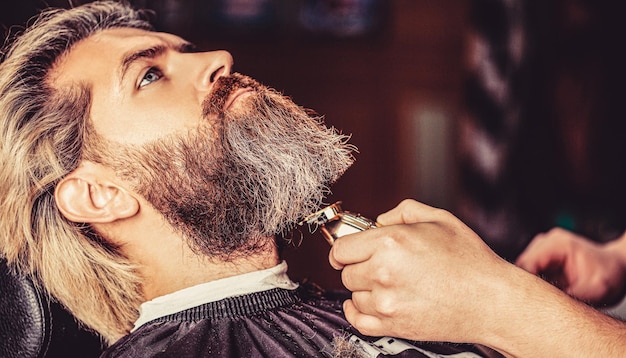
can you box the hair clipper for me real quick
[300,202,379,245]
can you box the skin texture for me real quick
[329,199,626,357]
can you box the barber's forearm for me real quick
[483,265,626,358]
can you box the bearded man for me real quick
[0,2,496,357]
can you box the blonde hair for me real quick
[0,1,153,344]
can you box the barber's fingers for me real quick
[343,298,386,337]
[516,237,568,275]
[376,199,449,226]
[329,228,378,269]
[329,223,409,269]
[339,259,378,291]
[331,199,449,269]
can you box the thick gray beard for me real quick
[98,76,355,259]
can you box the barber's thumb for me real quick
[377,199,440,226]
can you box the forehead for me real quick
[49,27,183,86]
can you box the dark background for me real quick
[2,0,624,292]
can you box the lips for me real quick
[223,87,254,111]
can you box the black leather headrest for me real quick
[0,259,103,357]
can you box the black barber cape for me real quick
[102,284,500,358]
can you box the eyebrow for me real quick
[119,42,196,85]
[120,45,166,83]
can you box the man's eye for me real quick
[138,67,163,88]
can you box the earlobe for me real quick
[55,165,139,224]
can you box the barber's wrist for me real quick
[458,260,525,352]
[475,263,529,355]
[476,262,575,357]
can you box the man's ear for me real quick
[55,162,139,223]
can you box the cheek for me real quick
[137,93,204,130]
[96,98,203,145]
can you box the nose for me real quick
[195,50,233,91]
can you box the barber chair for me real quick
[0,259,103,357]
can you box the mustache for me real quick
[202,73,261,117]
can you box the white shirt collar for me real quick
[133,260,298,331]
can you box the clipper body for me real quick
[301,202,378,245]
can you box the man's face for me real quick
[51,27,240,145]
[51,28,354,258]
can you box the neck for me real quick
[142,239,280,301]
[109,212,281,301]
[99,197,282,302]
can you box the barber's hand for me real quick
[328,199,511,344]
[516,228,626,306]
